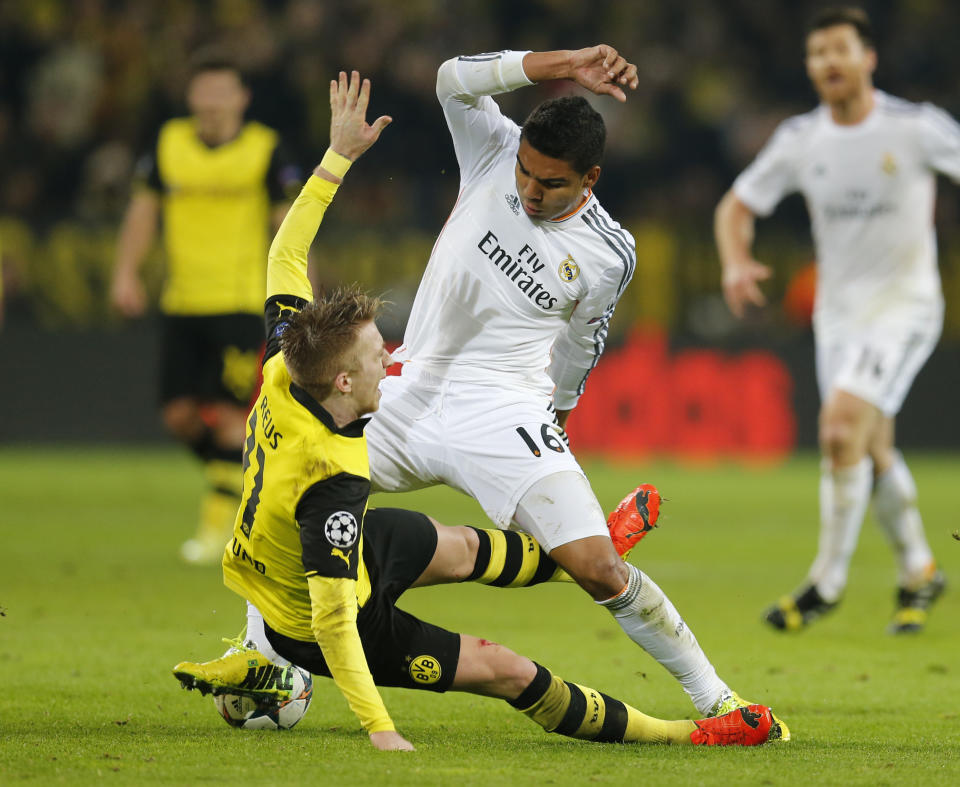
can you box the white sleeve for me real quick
[732,120,801,217]
[436,51,533,183]
[918,103,960,183]
[548,238,636,411]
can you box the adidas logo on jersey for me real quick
[505,193,521,215]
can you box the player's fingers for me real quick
[596,81,627,102]
[622,63,639,89]
[606,54,627,80]
[599,44,616,70]
[370,115,393,137]
[357,77,371,115]
[347,69,360,107]
[747,283,768,307]
[754,265,773,281]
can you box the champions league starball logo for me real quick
[324,511,359,548]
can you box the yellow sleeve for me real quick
[307,574,395,734]
[266,175,340,302]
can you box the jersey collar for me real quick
[548,189,593,223]
[289,382,369,437]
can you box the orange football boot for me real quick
[690,705,786,746]
[606,483,661,558]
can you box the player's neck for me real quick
[195,120,244,147]
[827,85,875,126]
[320,394,363,430]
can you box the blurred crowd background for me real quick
[2,0,960,444]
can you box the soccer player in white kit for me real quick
[715,7,951,633]
[367,44,782,722]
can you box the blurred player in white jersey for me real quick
[365,45,780,721]
[715,7,952,633]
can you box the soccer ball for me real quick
[213,665,313,730]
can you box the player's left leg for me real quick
[869,418,945,633]
[452,635,785,745]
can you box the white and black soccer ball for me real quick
[324,510,358,548]
[213,665,313,730]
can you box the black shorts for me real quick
[265,508,462,693]
[159,313,264,406]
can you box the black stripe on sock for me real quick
[530,552,559,585]
[594,693,628,742]
[554,682,587,737]
[488,532,524,587]
[464,527,490,582]
[508,663,553,710]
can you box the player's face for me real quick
[347,320,392,416]
[187,69,249,143]
[805,24,876,106]
[514,139,599,221]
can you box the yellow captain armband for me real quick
[320,148,353,179]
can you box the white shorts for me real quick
[367,365,592,532]
[815,324,939,417]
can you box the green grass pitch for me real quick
[1,447,958,785]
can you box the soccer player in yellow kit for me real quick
[110,54,301,564]
[173,71,784,751]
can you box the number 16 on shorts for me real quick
[515,423,568,457]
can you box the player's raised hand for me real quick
[369,730,415,751]
[721,259,772,318]
[568,45,638,102]
[329,70,392,161]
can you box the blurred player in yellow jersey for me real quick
[110,53,301,564]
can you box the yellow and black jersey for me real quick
[136,118,301,316]
[222,340,373,643]
[221,172,395,734]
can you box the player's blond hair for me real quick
[280,284,383,400]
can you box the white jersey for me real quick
[734,90,960,336]
[392,51,636,410]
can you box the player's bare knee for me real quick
[482,640,536,698]
[572,556,629,600]
[445,524,480,581]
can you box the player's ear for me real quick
[583,165,601,190]
[333,370,352,395]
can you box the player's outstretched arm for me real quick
[267,71,391,303]
[522,45,638,102]
[714,189,771,318]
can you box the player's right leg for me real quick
[452,635,786,746]
[764,388,879,631]
[514,472,761,720]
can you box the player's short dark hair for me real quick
[187,47,247,84]
[280,285,383,400]
[807,6,874,48]
[520,96,605,174]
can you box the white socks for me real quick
[872,452,933,587]
[244,601,291,666]
[598,564,728,716]
[808,457,872,602]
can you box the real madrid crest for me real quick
[558,254,579,282]
[881,152,897,176]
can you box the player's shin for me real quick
[463,527,571,586]
[808,457,872,600]
[872,452,934,586]
[597,564,729,717]
[509,663,695,744]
